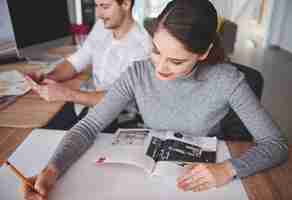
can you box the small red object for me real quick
[96,157,106,164]
[70,24,90,35]
[70,24,90,46]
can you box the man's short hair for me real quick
[115,0,135,10]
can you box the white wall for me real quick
[67,0,76,24]
[267,0,292,53]
[277,0,292,52]
[210,0,262,21]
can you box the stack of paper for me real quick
[0,70,30,97]
[0,70,30,110]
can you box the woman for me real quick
[23,0,288,199]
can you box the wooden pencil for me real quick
[1,160,43,196]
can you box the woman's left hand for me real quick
[176,160,236,192]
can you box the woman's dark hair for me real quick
[155,0,225,64]
[116,0,135,10]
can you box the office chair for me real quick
[217,62,264,141]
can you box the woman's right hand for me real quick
[26,71,45,84]
[21,165,59,200]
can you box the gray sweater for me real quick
[49,59,288,178]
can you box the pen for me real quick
[1,160,44,197]
[175,161,196,167]
[24,75,39,87]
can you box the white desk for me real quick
[0,129,248,200]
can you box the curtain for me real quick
[133,0,263,24]
[210,0,263,22]
[133,0,172,25]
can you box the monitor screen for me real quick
[0,0,18,59]
[7,0,71,49]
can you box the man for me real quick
[28,0,151,105]
[27,0,152,129]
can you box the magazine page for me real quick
[144,130,168,162]
[95,129,156,174]
[151,161,187,181]
[154,132,217,163]
[149,132,218,178]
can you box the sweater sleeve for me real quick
[227,76,288,178]
[48,66,136,177]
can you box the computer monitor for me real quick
[0,0,18,61]
[6,0,72,62]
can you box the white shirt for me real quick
[68,20,152,90]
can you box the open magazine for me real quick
[95,129,218,178]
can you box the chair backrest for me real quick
[219,19,238,55]
[217,62,264,141]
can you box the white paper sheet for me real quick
[0,129,249,200]
[0,70,30,97]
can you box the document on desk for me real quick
[95,128,218,178]
[0,70,30,97]
[0,129,249,200]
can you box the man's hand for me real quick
[176,160,236,192]
[25,75,105,106]
[26,71,45,84]
[26,76,73,102]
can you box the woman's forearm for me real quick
[229,135,288,178]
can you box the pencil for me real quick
[1,160,43,196]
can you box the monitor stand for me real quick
[0,56,26,65]
[0,42,25,64]
[19,36,72,65]
[25,52,64,65]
